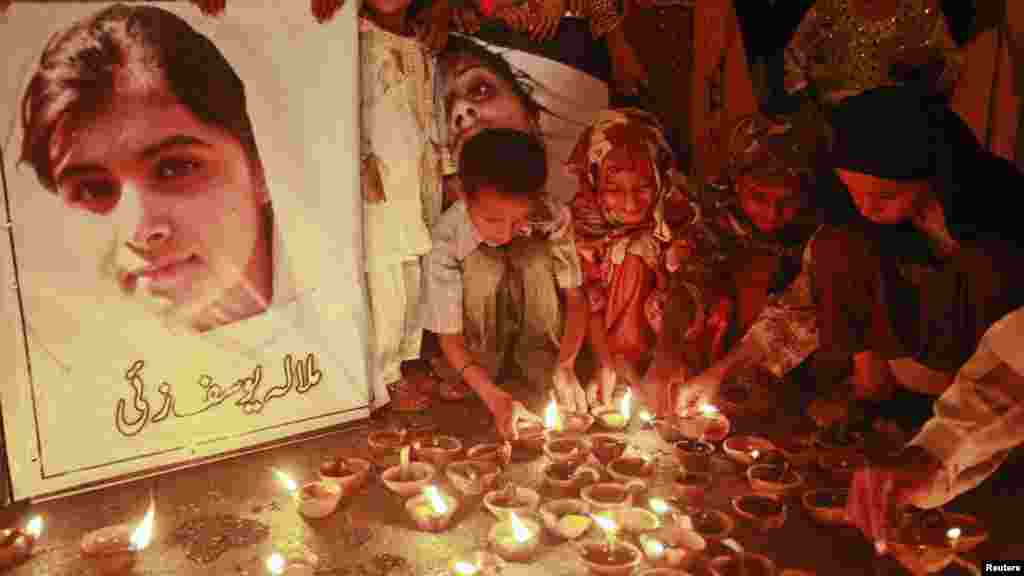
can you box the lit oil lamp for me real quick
[452,560,480,575]
[649,498,679,526]
[697,403,730,443]
[266,547,319,576]
[596,388,632,431]
[488,511,541,562]
[448,550,504,576]
[579,514,643,576]
[545,395,563,433]
[275,469,342,519]
[406,485,459,532]
[0,516,43,569]
[80,500,155,576]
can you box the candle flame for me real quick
[24,516,43,539]
[453,561,480,574]
[267,552,286,575]
[592,514,618,535]
[544,397,562,431]
[129,501,155,551]
[699,403,719,416]
[644,538,666,558]
[649,498,670,515]
[947,527,962,540]
[620,388,632,419]
[274,469,298,494]
[424,485,448,515]
[508,511,532,543]
[751,450,760,460]
[639,410,653,423]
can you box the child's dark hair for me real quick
[459,128,547,202]
[440,34,545,122]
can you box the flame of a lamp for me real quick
[699,403,719,416]
[592,514,618,535]
[947,527,962,540]
[620,388,632,418]
[25,516,43,538]
[751,450,760,460]
[274,469,298,494]
[645,538,666,556]
[508,511,532,543]
[266,552,286,575]
[424,485,448,515]
[649,498,670,515]
[129,501,155,551]
[639,410,653,423]
[544,398,562,431]
[454,561,480,575]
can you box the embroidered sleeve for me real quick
[925,1,965,95]
[783,5,825,95]
[581,0,622,38]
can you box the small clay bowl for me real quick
[581,482,634,513]
[607,455,657,494]
[379,462,437,499]
[644,525,707,570]
[594,507,661,536]
[367,430,407,466]
[687,509,735,541]
[488,515,542,562]
[722,436,776,466]
[675,439,715,473]
[80,524,138,576]
[943,512,988,553]
[539,498,593,540]
[675,411,731,442]
[578,541,644,576]
[732,494,787,531]
[708,553,777,576]
[817,452,868,484]
[593,406,631,431]
[404,490,460,532]
[747,464,804,494]
[542,461,601,497]
[509,423,546,461]
[319,457,372,495]
[591,434,629,466]
[563,412,596,434]
[887,540,957,575]
[543,435,591,465]
[801,489,848,527]
[673,471,712,507]
[446,459,502,497]
[466,442,512,467]
[482,485,541,521]
[295,481,344,519]
[412,435,464,469]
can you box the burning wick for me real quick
[509,512,532,543]
[424,486,449,516]
[275,468,341,519]
[592,514,619,550]
[639,410,654,426]
[274,469,299,495]
[699,403,719,417]
[621,388,633,420]
[751,450,760,461]
[545,395,563,432]
[130,502,156,552]
[267,553,286,575]
[266,549,318,575]
[649,498,671,516]
[643,537,666,559]
[452,561,480,575]
[80,500,155,576]
[946,527,962,545]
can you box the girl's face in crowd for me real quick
[50,83,272,330]
[836,168,930,225]
[736,174,802,234]
[597,146,657,226]
[466,185,533,247]
[442,53,537,160]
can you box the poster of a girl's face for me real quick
[439,25,611,203]
[20,4,273,333]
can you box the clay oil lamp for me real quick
[887,509,960,575]
[801,489,849,527]
[594,507,660,538]
[367,428,408,467]
[80,500,155,576]
[446,551,505,576]
[446,459,502,497]
[709,552,777,576]
[639,520,707,571]
[539,498,593,540]
[673,470,712,507]
[687,508,735,541]
[607,454,658,495]
[581,482,633,513]
[817,451,868,484]
[412,434,464,469]
[405,485,459,532]
[509,422,546,462]
[266,547,319,576]
[319,456,371,496]
[488,511,541,563]
[543,435,591,466]
[482,483,541,521]
[380,446,438,499]
[722,436,775,467]
[732,493,787,531]
[591,434,628,466]
[578,515,643,576]
[747,462,803,494]
[0,516,42,570]
[466,442,512,468]
[274,469,342,519]
[545,395,597,435]
[674,439,715,473]
[594,388,633,431]
[676,403,731,443]
[941,513,988,553]
[541,460,601,498]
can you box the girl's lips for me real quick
[127,255,203,294]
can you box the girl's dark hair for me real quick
[20,4,263,192]
[459,128,547,201]
[439,34,545,122]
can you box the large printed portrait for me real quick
[0,2,368,499]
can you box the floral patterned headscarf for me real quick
[567,108,676,243]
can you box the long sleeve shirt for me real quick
[906,307,1024,508]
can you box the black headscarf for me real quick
[822,86,1024,254]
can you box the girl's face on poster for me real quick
[597,146,656,226]
[736,174,802,234]
[442,54,536,160]
[50,85,271,329]
[836,168,930,225]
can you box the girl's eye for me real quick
[467,80,493,100]
[155,157,201,180]
[64,179,120,214]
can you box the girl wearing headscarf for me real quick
[567,108,686,403]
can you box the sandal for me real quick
[387,374,432,413]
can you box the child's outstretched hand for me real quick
[312,0,345,23]
[416,0,451,53]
